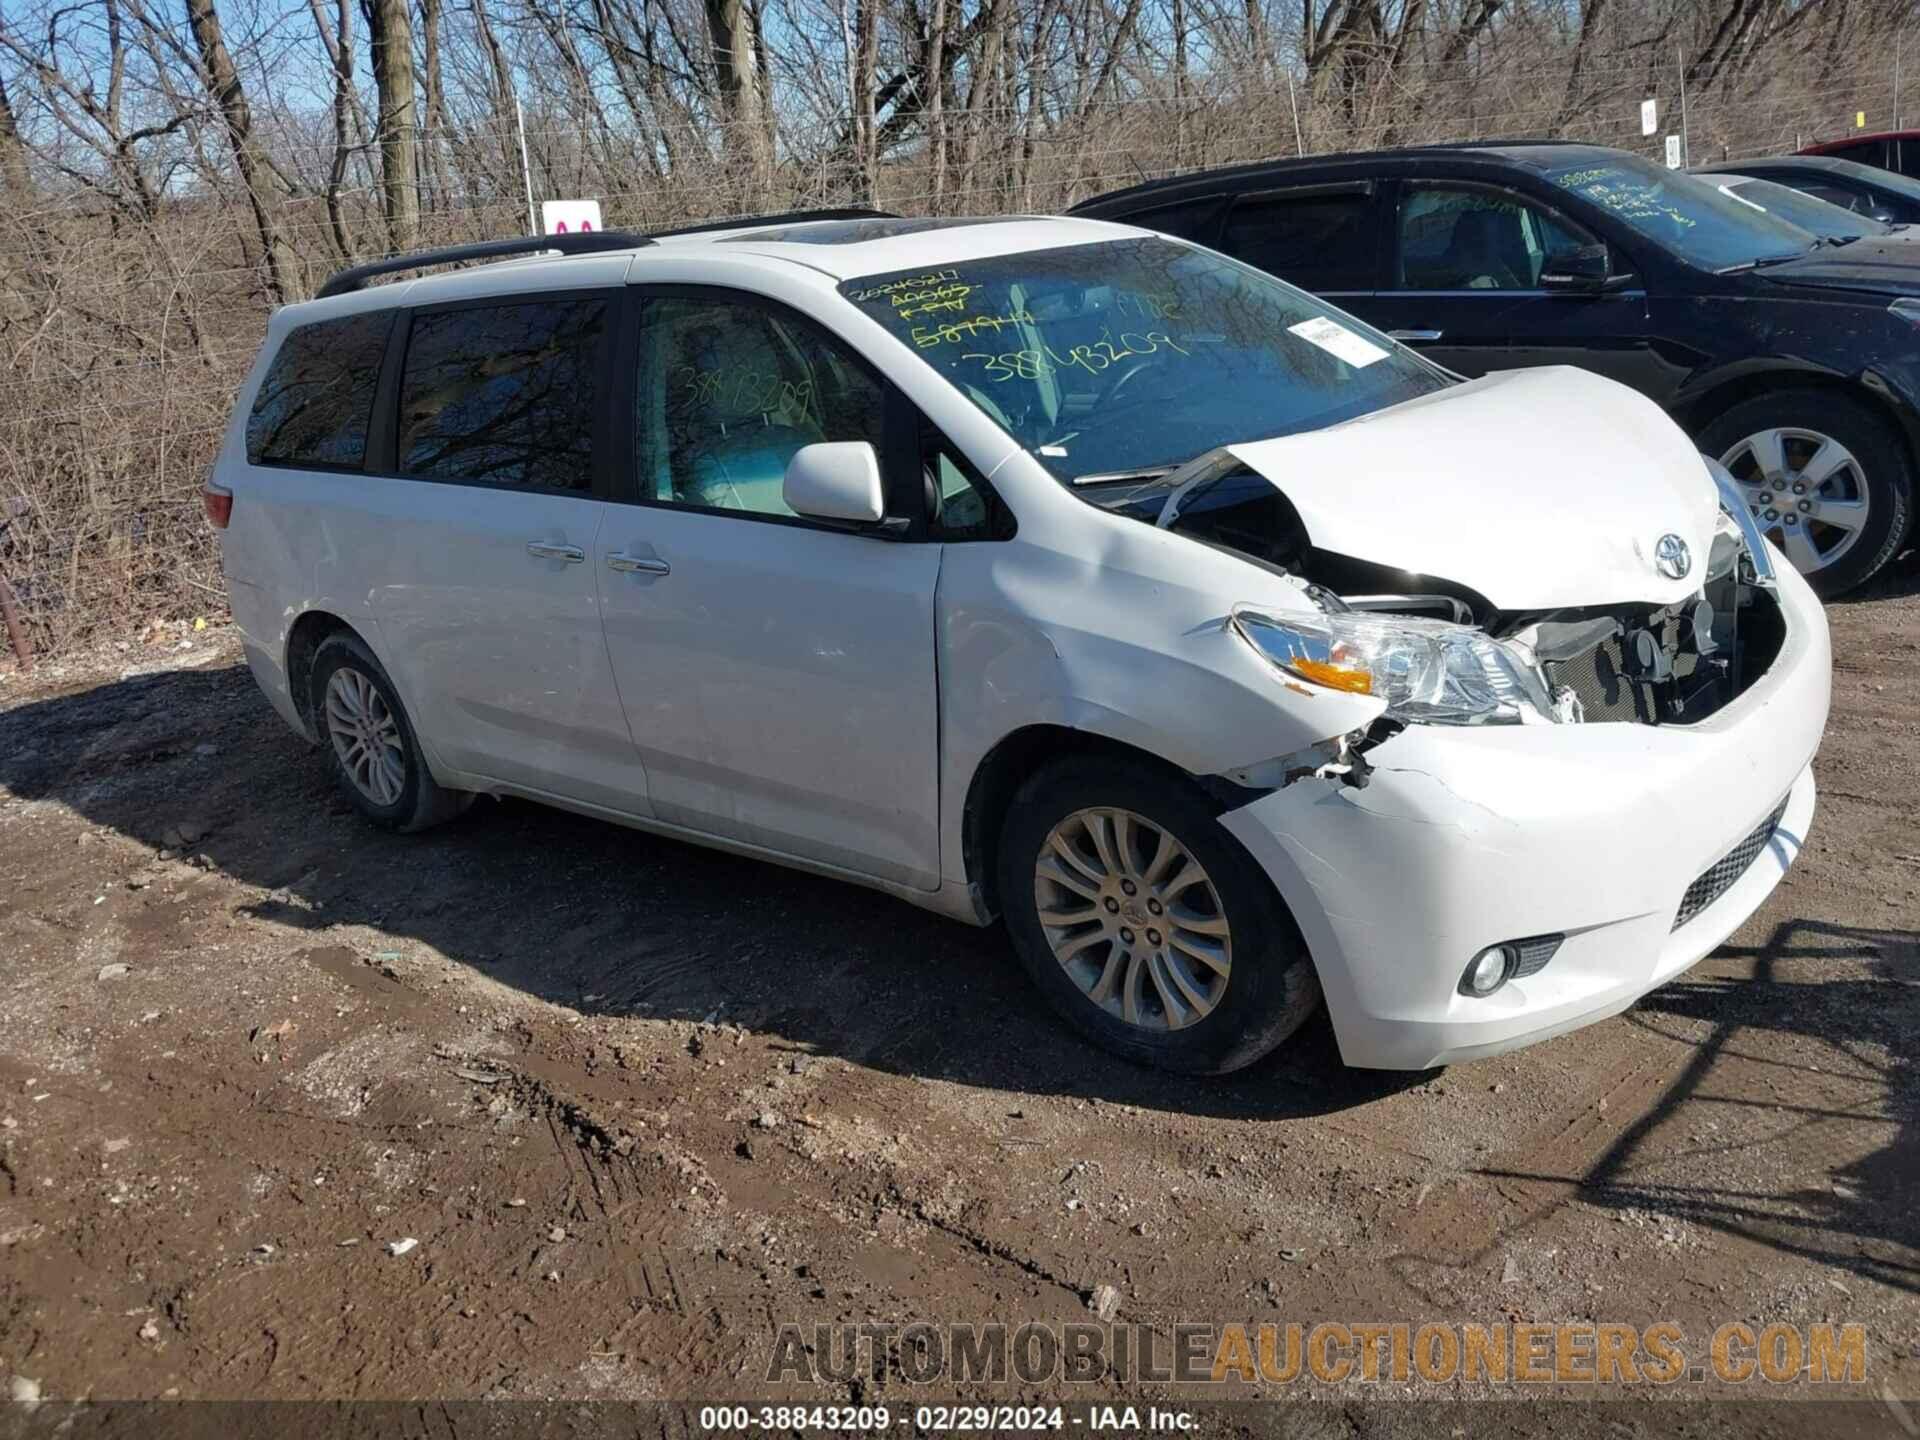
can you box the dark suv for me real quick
[1072,142,1920,594]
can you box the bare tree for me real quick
[184,0,302,300]
[707,0,772,174]
[367,0,420,248]
[308,0,362,259]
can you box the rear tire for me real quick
[996,757,1320,1075]
[1698,388,1912,597]
[309,632,471,833]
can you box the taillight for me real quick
[202,485,233,529]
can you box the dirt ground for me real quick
[0,558,1916,1429]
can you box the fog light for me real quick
[1461,945,1514,997]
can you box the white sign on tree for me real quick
[1641,99,1658,136]
[1665,134,1683,169]
[541,200,604,235]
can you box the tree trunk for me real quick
[705,0,770,176]
[960,0,1010,201]
[855,0,877,200]
[319,0,357,258]
[418,0,456,212]
[186,0,299,301]
[0,70,31,196]
[367,0,420,250]
[927,0,947,208]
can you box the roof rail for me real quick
[648,206,898,239]
[315,229,655,300]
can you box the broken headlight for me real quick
[1230,607,1565,725]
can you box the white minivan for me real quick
[207,211,1830,1074]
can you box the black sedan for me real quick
[1694,154,1920,227]
[1696,172,1917,245]
[1071,142,1920,594]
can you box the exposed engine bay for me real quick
[1104,465,1785,727]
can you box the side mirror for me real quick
[1540,243,1612,293]
[784,441,886,525]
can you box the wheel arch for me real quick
[1676,364,1920,483]
[960,723,1267,921]
[284,609,366,739]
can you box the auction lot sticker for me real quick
[1287,316,1390,368]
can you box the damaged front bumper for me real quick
[1219,558,1831,1071]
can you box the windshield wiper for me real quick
[1068,465,1176,487]
[1715,252,1809,274]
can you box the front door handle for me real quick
[526,540,585,563]
[1388,329,1444,342]
[607,552,671,576]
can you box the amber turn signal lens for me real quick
[1291,658,1373,694]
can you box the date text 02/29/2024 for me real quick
[696,1405,1196,1432]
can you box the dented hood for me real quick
[1220,366,1721,611]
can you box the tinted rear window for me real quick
[246,312,393,469]
[1219,193,1376,290]
[397,298,606,489]
[1118,196,1227,246]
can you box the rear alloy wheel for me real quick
[324,666,407,808]
[998,758,1320,1074]
[309,632,471,833]
[1702,389,1912,596]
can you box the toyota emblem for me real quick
[1654,533,1692,580]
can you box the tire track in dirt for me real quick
[1381,1052,1682,1303]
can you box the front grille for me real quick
[1672,797,1790,931]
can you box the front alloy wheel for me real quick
[997,758,1320,1074]
[1035,807,1231,1031]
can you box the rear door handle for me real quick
[526,541,585,563]
[1388,329,1444,342]
[607,552,671,576]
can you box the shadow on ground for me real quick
[0,661,1430,1123]
[1476,916,1919,1293]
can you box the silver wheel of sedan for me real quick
[1719,426,1870,576]
[323,666,408,807]
[1033,806,1231,1032]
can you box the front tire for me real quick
[997,757,1320,1075]
[1699,388,1913,596]
[309,633,470,833]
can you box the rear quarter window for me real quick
[246,311,394,469]
[1115,196,1228,246]
[1219,191,1377,291]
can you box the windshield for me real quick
[1812,157,1920,205]
[838,237,1449,485]
[1719,177,1888,240]
[1545,154,1815,271]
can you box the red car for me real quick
[1799,130,1920,179]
